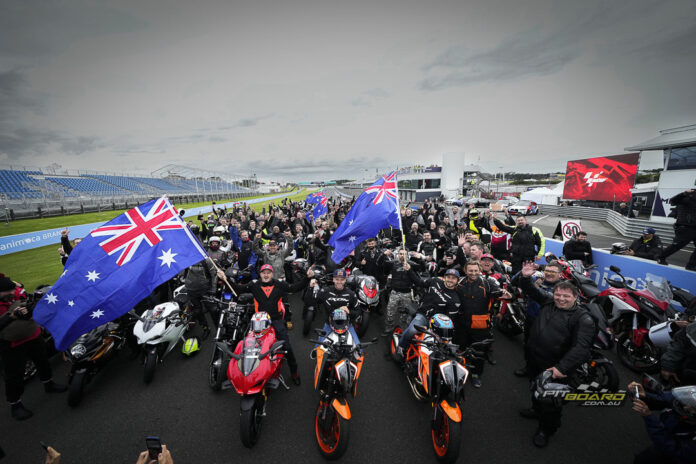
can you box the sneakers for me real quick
[43,380,68,393]
[471,374,481,388]
[394,347,405,362]
[291,372,301,386]
[519,408,539,419]
[514,366,529,377]
[10,402,33,421]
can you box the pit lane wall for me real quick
[0,191,297,256]
[545,238,696,297]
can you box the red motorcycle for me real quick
[597,265,677,373]
[216,312,288,448]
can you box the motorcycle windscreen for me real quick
[238,338,261,376]
[438,361,468,389]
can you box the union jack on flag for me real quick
[33,196,208,351]
[364,172,398,205]
[91,197,186,266]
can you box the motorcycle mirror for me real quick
[314,328,327,336]
[271,340,285,352]
[609,265,621,273]
[414,325,428,333]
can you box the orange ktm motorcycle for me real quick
[309,309,378,460]
[391,314,491,463]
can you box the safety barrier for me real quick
[545,238,695,297]
[539,204,678,242]
[0,191,303,256]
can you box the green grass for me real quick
[0,189,315,292]
[0,190,299,237]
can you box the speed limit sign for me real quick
[560,220,582,242]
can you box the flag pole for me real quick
[393,170,406,250]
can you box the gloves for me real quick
[286,321,294,330]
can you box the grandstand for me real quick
[0,165,255,211]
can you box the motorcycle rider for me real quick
[629,380,696,464]
[492,213,545,274]
[455,261,508,387]
[207,236,231,269]
[660,321,696,385]
[405,222,422,252]
[253,233,293,280]
[562,231,593,266]
[182,257,217,336]
[382,248,418,336]
[518,261,595,447]
[628,227,663,261]
[229,264,313,385]
[416,231,438,262]
[0,275,67,421]
[512,260,563,378]
[395,266,463,359]
[356,237,387,285]
[659,189,696,270]
[311,268,360,342]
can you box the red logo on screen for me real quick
[563,153,640,202]
[583,171,608,188]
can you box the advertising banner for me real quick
[563,153,640,202]
[545,238,696,297]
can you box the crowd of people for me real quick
[1,190,695,463]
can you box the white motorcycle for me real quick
[132,287,193,383]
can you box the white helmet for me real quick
[209,236,221,244]
[213,225,226,235]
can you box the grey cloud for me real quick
[233,156,392,180]
[0,69,102,158]
[352,88,390,107]
[233,114,274,128]
[419,0,665,90]
[208,136,226,143]
[0,1,144,59]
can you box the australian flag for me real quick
[33,196,208,351]
[329,172,400,262]
[306,191,328,218]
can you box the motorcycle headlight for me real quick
[70,344,87,359]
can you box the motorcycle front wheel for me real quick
[208,345,227,391]
[315,401,350,460]
[143,349,157,384]
[67,370,87,407]
[432,405,462,464]
[356,310,370,338]
[240,394,264,448]
[616,333,660,373]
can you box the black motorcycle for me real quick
[206,292,254,391]
[65,316,135,407]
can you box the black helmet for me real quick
[672,385,696,420]
[329,308,350,335]
[190,224,200,233]
[532,371,572,408]
[611,242,629,253]
[293,258,309,273]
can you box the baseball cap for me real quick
[444,269,460,278]
[642,227,656,235]
[333,268,348,278]
[260,264,274,273]
[480,253,495,261]
[0,274,16,292]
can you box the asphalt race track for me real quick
[2,289,655,464]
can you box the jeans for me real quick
[271,320,298,373]
[397,313,428,352]
[0,338,53,403]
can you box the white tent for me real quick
[520,182,564,205]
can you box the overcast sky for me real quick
[1,0,694,181]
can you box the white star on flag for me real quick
[157,248,178,268]
[85,270,100,282]
[45,293,58,304]
[348,220,354,226]
[68,300,75,307]
[61,270,68,277]
[348,236,357,242]
[90,309,104,319]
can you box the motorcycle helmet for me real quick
[209,236,221,244]
[672,385,696,421]
[329,308,350,334]
[611,242,629,254]
[429,314,454,342]
[250,312,272,338]
[213,225,227,236]
[469,209,479,218]
[190,224,200,234]
[532,370,572,408]
[182,337,200,356]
